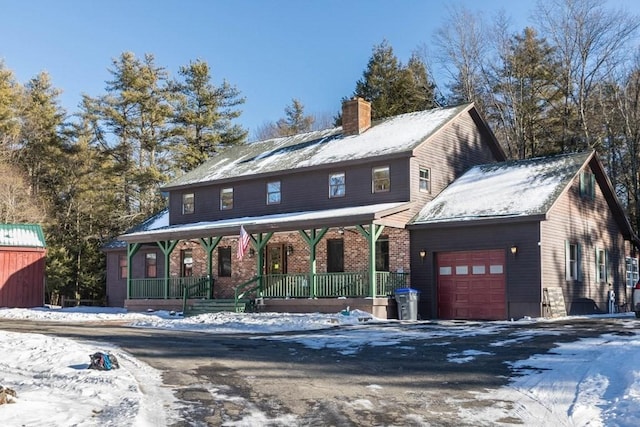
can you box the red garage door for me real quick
[437,249,506,320]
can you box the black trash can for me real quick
[394,288,420,320]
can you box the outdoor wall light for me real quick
[249,248,255,258]
[286,245,294,256]
[338,227,345,235]
[419,249,427,262]
[510,245,518,256]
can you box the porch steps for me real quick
[184,299,253,316]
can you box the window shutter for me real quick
[577,243,582,281]
[590,173,596,199]
[565,240,571,280]
[579,172,585,196]
[595,247,600,283]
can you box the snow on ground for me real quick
[0,306,639,426]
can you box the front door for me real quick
[266,244,286,274]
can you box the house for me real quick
[109,99,505,317]
[0,224,46,308]
[108,98,639,320]
[409,152,640,319]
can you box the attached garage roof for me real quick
[412,152,592,224]
[0,224,46,248]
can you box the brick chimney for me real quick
[342,97,371,135]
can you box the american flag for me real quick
[237,225,251,260]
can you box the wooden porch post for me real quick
[156,240,178,299]
[299,228,328,298]
[199,237,222,298]
[356,223,385,298]
[251,232,273,293]
[126,243,141,299]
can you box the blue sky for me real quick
[2,0,640,138]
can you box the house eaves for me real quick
[119,202,412,244]
[162,104,472,191]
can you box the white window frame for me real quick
[565,241,581,281]
[182,193,194,214]
[372,166,390,193]
[220,187,233,210]
[595,247,607,283]
[626,256,639,287]
[419,167,431,193]
[580,171,595,199]
[329,172,346,198]
[267,181,281,205]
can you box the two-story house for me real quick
[105,98,639,320]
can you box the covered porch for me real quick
[119,203,412,317]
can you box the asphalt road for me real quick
[1,317,637,426]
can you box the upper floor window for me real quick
[220,187,233,210]
[565,241,581,281]
[579,171,595,199]
[145,252,157,278]
[372,166,390,193]
[182,193,194,214]
[419,167,431,193]
[267,181,281,204]
[218,246,232,277]
[329,172,346,198]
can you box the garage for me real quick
[437,249,506,320]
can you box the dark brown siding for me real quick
[410,221,541,320]
[170,158,412,225]
[541,164,627,314]
[0,247,45,308]
[105,245,166,307]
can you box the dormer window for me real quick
[329,172,346,198]
[372,166,390,193]
[220,187,233,210]
[182,193,194,214]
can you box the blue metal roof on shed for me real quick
[0,224,46,248]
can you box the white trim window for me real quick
[595,248,607,283]
[220,187,233,210]
[626,257,639,287]
[329,172,346,198]
[565,241,581,281]
[372,166,390,193]
[267,181,281,204]
[419,167,431,193]
[182,193,194,214]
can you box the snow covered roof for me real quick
[0,224,46,248]
[411,152,593,224]
[162,103,472,189]
[120,202,409,243]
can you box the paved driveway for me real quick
[0,317,636,426]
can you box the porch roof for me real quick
[119,202,411,243]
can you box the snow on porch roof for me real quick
[411,151,592,225]
[119,202,410,243]
[162,104,471,189]
[0,224,46,248]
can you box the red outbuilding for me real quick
[0,224,46,308]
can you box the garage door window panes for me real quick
[439,266,452,275]
[455,265,468,275]
[472,265,486,274]
[490,265,503,274]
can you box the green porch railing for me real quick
[260,271,409,298]
[129,276,212,299]
[131,272,409,300]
